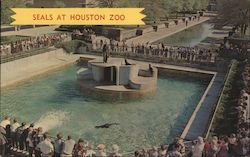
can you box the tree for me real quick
[53,1,66,8]
[95,0,119,8]
[217,0,250,35]
[1,0,26,24]
[25,2,34,8]
[140,0,166,21]
[199,0,209,10]
[94,0,210,21]
[116,0,134,7]
[182,0,194,12]
[166,0,183,18]
[193,0,202,11]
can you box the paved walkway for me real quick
[1,26,13,29]
[181,72,225,140]
[126,17,210,45]
[1,25,61,37]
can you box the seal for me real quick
[95,123,119,128]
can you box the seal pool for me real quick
[0,65,207,152]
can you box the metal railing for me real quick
[80,46,218,71]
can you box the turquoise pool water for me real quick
[154,22,213,47]
[1,65,207,152]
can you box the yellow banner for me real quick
[11,8,145,25]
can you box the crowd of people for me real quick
[133,116,249,157]
[73,29,95,37]
[0,118,122,157]
[219,40,250,59]
[93,40,217,64]
[0,112,249,157]
[0,33,71,56]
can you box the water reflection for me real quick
[154,23,213,47]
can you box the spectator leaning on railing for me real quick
[0,111,249,157]
[93,40,217,64]
[0,33,71,56]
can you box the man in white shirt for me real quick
[10,118,20,133]
[239,133,250,156]
[10,118,20,147]
[86,144,96,157]
[149,146,158,157]
[53,133,64,157]
[61,135,75,157]
[36,133,54,157]
[0,116,10,128]
[96,144,106,157]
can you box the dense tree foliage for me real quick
[1,0,26,24]
[217,0,250,35]
[95,0,209,20]
[95,0,119,8]
[53,1,66,8]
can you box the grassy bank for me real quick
[209,60,245,136]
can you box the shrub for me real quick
[211,60,245,134]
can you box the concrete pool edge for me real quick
[147,62,221,141]
[0,60,75,90]
[0,49,79,90]
[78,55,223,141]
[0,52,216,90]
[1,53,224,141]
[180,72,216,139]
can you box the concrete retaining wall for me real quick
[119,65,139,85]
[156,24,166,30]
[119,66,133,85]
[77,79,157,101]
[93,27,137,41]
[92,65,105,82]
[1,48,76,88]
[120,29,137,41]
[136,26,154,35]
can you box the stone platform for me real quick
[76,58,158,100]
